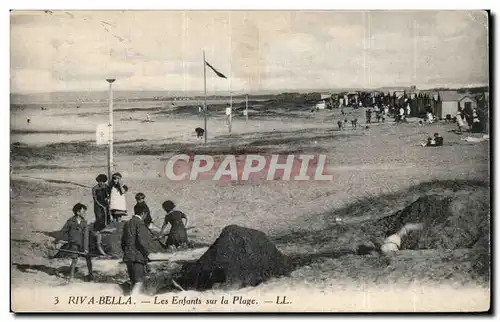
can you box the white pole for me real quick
[203,51,208,144]
[229,91,232,133]
[106,78,116,179]
[245,94,248,122]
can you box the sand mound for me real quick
[370,194,489,250]
[178,225,292,290]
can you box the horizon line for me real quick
[10,83,490,96]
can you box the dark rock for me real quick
[178,225,291,290]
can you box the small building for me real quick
[346,92,359,105]
[435,91,459,119]
[315,100,326,110]
[459,95,477,112]
[435,91,478,119]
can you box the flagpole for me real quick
[245,94,248,122]
[229,91,232,133]
[106,78,116,180]
[203,51,207,144]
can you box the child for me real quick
[434,133,444,146]
[108,173,129,222]
[121,203,151,295]
[134,193,161,233]
[92,174,109,231]
[457,112,465,134]
[159,200,189,249]
[195,127,205,140]
[54,203,94,282]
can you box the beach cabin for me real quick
[315,100,326,110]
[459,95,477,112]
[435,91,460,119]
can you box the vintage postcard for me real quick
[10,10,490,313]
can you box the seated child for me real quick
[434,133,444,146]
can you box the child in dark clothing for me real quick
[54,203,93,282]
[135,193,151,227]
[134,193,162,234]
[160,200,189,248]
[434,133,444,146]
[121,203,151,295]
[92,174,109,231]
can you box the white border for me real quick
[3,1,498,321]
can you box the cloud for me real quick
[10,10,489,93]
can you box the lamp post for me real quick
[106,78,116,179]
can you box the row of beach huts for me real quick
[315,85,488,120]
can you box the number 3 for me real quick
[54,297,59,305]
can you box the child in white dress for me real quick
[108,172,128,222]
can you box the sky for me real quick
[10,10,489,94]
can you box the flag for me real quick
[205,61,227,79]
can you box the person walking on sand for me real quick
[108,173,129,222]
[121,203,151,295]
[456,112,465,134]
[159,200,189,249]
[399,106,405,122]
[54,203,94,282]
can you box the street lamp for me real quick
[106,78,116,179]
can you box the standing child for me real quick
[134,193,161,233]
[92,174,110,231]
[159,200,189,249]
[108,173,129,222]
[456,112,465,134]
[54,203,94,282]
[121,203,151,295]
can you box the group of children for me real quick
[92,172,129,228]
[421,133,444,147]
[54,172,190,293]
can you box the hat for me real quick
[135,192,146,199]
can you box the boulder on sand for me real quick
[178,225,292,290]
